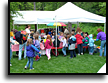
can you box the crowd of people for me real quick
[10,25,106,70]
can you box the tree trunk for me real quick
[35,24,37,32]
[68,22,72,34]
[34,2,36,10]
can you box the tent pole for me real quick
[13,21,14,30]
[77,21,79,27]
[58,26,59,33]
[55,15,57,56]
[35,24,37,33]
[37,21,38,32]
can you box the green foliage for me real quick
[78,23,104,37]
[72,2,106,17]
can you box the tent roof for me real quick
[12,2,106,24]
[12,11,55,24]
[55,2,106,23]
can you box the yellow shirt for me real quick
[10,32,14,37]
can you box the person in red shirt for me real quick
[75,27,83,55]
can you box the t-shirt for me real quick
[25,28,30,33]
[25,28,30,36]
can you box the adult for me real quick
[13,29,28,60]
[64,27,69,35]
[94,28,106,57]
[25,25,31,39]
[72,26,75,32]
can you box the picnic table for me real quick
[11,42,88,52]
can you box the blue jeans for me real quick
[10,48,12,64]
[62,47,66,55]
[82,43,88,52]
[34,48,41,57]
[77,44,83,54]
[100,40,106,56]
[19,42,27,60]
[89,46,94,54]
[26,57,33,69]
[70,50,76,58]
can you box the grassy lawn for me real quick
[10,49,106,73]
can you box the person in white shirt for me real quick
[60,34,67,56]
[25,25,31,39]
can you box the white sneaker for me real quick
[78,54,80,55]
[25,66,27,69]
[48,57,51,60]
[10,64,12,66]
[29,68,34,70]
[81,53,83,55]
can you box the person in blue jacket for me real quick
[89,34,94,55]
[24,39,41,70]
[68,31,76,58]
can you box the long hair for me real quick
[46,34,52,46]
[26,39,33,46]
[25,25,31,29]
[97,28,102,33]
[33,34,38,40]
[76,27,82,33]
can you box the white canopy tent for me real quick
[12,2,106,27]
[55,2,106,23]
[12,11,55,25]
[36,2,106,33]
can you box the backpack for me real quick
[15,31,21,40]
[14,31,27,44]
[68,37,76,50]
[68,38,76,45]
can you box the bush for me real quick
[79,23,104,37]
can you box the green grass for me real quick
[10,50,106,73]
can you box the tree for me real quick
[72,2,106,17]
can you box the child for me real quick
[25,39,41,70]
[52,35,60,56]
[82,33,89,52]
[36,31,41,43]
[40,40,46,55]
[59,32,64,40]
[33,34,41,61]
[61,34,67,56]
[44,35,52,60]
[68,31,76,58]
[75,30,83,55]
[89,34,94,55]
[85,32,89,39]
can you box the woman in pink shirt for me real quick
[45,35,52,60]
